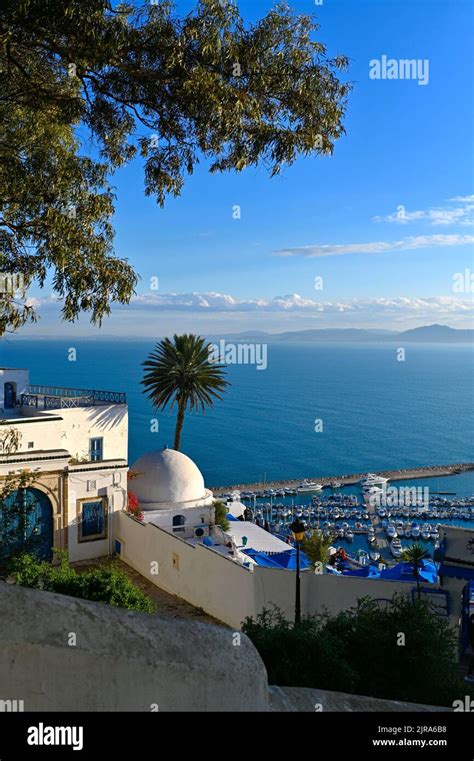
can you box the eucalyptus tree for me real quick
[0,0,350,333]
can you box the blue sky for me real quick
[27,0,474,335]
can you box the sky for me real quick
[22,0,474,336]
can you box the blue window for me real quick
[173,514,186,533]
[90,437,103,462]
[78,498,107,542]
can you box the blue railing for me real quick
[21,385,126,409]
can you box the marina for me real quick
[218,466,474,567]
[213,462,474,495]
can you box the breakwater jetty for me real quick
[212,462,474,495]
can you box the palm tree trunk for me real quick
[174,398,186,450]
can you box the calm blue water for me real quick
[1,340,473,491]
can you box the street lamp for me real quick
[290,518,306,625]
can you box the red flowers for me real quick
[127,490,143,521]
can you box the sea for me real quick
[2,338,473,557]
[1,339,473,484]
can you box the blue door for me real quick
[0,487,53,562]
[4,382,16,408]
[90,437,103,462]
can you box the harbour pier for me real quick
[213,462,474,496]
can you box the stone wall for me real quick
[0,582,268,712]
[268,686,450,712]
[0,583,451,713]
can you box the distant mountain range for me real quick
[9,323,473,342]
[211,324,474,344]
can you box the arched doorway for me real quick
[0,487,54,563]
[4,382,16,408]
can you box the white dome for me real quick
[131,447,207,506]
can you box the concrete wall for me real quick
[68,466,128,562]
[116,511,257,628]
[116,512,433,628]
[255,567,419,620]
[0,368,29,408]
[0,404,128,462]
[0,455,128,563]
[0,582,268,712]
[0,583,448,713]
[437,526,474,629]
[268,686,450,712]
[442,525,474,564]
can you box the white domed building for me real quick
[130,446,215,535]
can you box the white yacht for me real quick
[386,524,398,539]
[363,486,383,504]
[360,473,389,488]
[396,521,405,537]
[357,549,370,566]
[390,538,403,558]
[421,525,431,541]
[297,481,323,492]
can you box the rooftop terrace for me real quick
[21,384,126,410]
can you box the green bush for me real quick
[243,596,471,707]
[7,553,155,613]
[213,500,230,532]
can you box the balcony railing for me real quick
[21,385,126,409]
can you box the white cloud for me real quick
[273,234,474,258]
[29,291,474,318]
[120,293,474,320]
[373,195,474,226]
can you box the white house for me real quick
[0,367,128,563]
[130,447,215,538]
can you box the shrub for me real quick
[213,500,230,532]
[7,553,155,613]
[243,596,471,707]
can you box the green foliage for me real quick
[243,606,355,693]
[0,0,350,334]
[243,597,469,707]
[141,334,229,449]
[302,529,334,567]
[7,552,156,613]
[213,500,230,532]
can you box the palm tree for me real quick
[302,529,335,570]
[141,334,229,451]
[402,542,430,600]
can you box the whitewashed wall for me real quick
[68,467,128,562]
[1,404,128,461]
[115,511,438,629]
[0,368,29,408]
[116,511,257,628]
